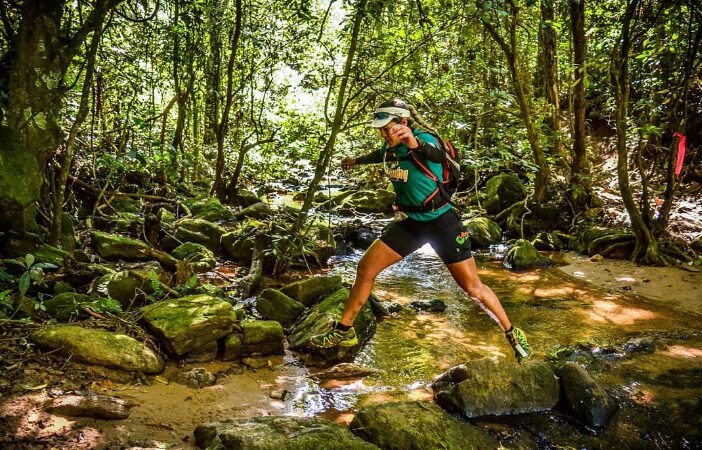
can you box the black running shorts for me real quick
[379,209,472,264]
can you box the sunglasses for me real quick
[372,112,400,121]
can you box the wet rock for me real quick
[409,299,447,312]
[269,389,287,400]
[350,401,500,450]
[221,219,264,264]
[171,242,216,273]
[235,202,273,220]
[309,363,377,380]
[242,356,271,369]
[46,393,131,420]
[233,190,262,207]
[464,217,502,248]
[91,231,151,261]
[622,337,656,354]
[590,254,604,262]
[339,189,396,214]
[43,292,122,322]
[432,358,559,418]
[503,239,553,270]
[30,325,164,373]
[345,227,378,249]
[288,288,376,365]
[141,295,238,357]
[174,218,225,253]
[483,172,526,215]
[256,289,305,327]
[558,362,617,428]
[241,320,285,356]
[221,333,243,361]
[188,197,235,222]
[194,416,379,450]
[280,275,343,307]
[172,367,216,389]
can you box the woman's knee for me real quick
[356,260,380,281]
[462,280,483,298]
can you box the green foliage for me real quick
[15,254,57,298]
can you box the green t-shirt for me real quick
[383,130,451,221]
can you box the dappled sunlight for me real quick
[662,345,702,358]
[585,300,658,325]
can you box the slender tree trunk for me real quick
[212,0,243,198]
[568,0,591,210]
[481,1,550,203]
[611,0,663,265]
[204,0,222,147]
[540,0,562,159]
[49,29,102,246]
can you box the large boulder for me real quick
[339,189,396,214]
[233,190,262,207]
[503,239,553,270]
[280,275,343,307]
[34,244,70,267]
[558,362,617,428]
[235,202,273,220]
[464,217,502,248]
[241,320,285,356]
[171,242,216,273]
[256,289,305,327]
[288,288,375,365]
[432,358,560,418]
[43,292,121,322]
[141,295,238,357]
[194,416,379,450]
[350,401,500,450]
[30,325,164,373]
[188,197,235,222]
[91,231,151,261]
[483,173,526,215]
[174,218,225,253]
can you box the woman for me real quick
[310,98,532,362]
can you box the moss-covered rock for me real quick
[188,197,235,222]
[221,219,264,263]
[91,231,151,261]
[43,292,122,322]
[241,320,285,356]
[483,172,526,215]
[339,189,396,214]
[503,239,553,270]
[194,416,380,450]
[222,333,243,361]
[350,401,500,449]
[141,294,237,357]
[174,218,225,253]
[30,325,164,373]
[234,202,273,220]
[34,244,70,267]
[288,288,375,365]
[280,275,343,307]
[432,358,560,418]
[233,190,261,207]
[464,217,502,248]
[171,242,216,273]
[256,289,305,327]
[532,231,569,251]
[93,268,163,308]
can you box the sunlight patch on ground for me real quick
[585,300,658,325]
[662,345,702,358]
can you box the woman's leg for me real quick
[446,257,512,331]
[339,239,403,326]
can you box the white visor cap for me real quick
[370,106,411,128]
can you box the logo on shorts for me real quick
[456,231,469,245]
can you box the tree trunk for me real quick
[0,0,122,235]
[540,0,562,160]
[481,1,550,203]
[568,0,591,210]
[611,0,664,265]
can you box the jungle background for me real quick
[0,0,701,448]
